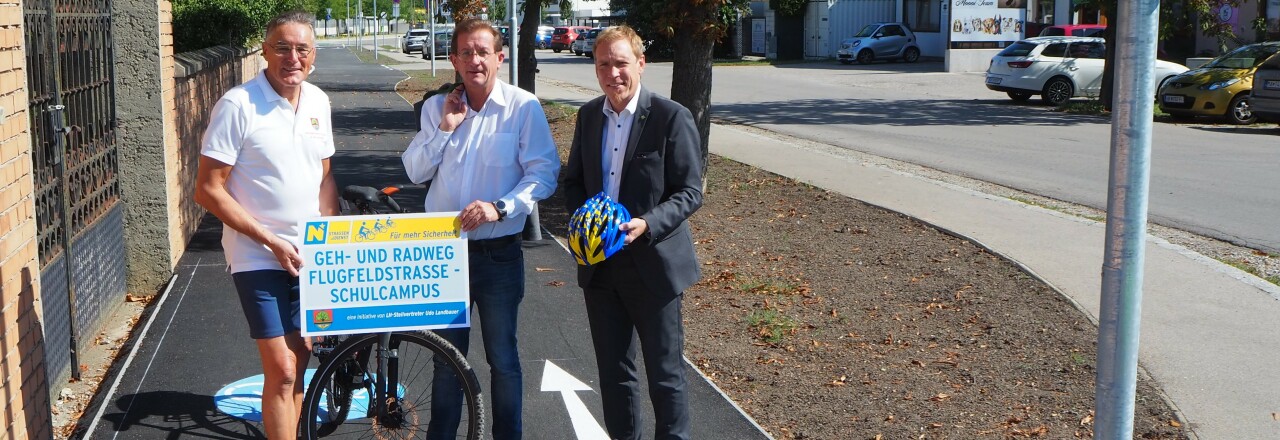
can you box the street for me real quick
[528,50,1280,254]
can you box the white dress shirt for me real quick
[402,80,560,240]
[601,85,641,201]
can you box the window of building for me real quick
[904,0,940,33]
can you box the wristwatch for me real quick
[492,200,507,221]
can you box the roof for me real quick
[1020,36,1105,44]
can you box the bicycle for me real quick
[300,184,485,439]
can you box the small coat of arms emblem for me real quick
[310,117,320,130]
[313,309,334,330]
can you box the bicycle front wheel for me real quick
[301,331,485,439]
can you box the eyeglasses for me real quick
[456,50,495,60]
[271,45,313,58]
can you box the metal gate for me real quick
[24,0,125,384]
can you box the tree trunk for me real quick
[671,29,715,168]
[518,0,540,92]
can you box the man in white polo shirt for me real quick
[193,11,338,440]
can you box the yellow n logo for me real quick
[305,222,327,244]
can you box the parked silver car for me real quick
[837,23,921,64]
[1247,51,1280,123]
[421,31,452,59]
[401,29,430,54]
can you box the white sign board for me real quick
[949,0,1027,48]
[298,212,469,336]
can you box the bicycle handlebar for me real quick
[341,185,410,214]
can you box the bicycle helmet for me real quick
[568,192,631,266]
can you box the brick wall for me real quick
[169,45,264,248]
[0,1,50,438]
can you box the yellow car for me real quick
[1158,42,1280,124]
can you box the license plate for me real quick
[986,76,1002,85]
[1265,80,1280,90]
[1163,95,1185,104]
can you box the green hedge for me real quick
[173,0,305,53]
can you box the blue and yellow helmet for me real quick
[568,192,631,266]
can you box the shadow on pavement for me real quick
[101,391,261,439]
[715,97,1106,127]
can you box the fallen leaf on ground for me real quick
[535,267,556,272]
[546,281,565,287]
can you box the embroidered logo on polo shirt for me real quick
[310,117,320,130]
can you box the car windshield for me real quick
[853,25,878,38]
[997,41,1039,57]
[409,31,429,37]
[588,29,601,38]
[1203,45,1280,69]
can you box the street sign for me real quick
[326,7,332,20]
[298,212,470,336]
[392,0,400,18]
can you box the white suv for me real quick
[985,36,1187,106]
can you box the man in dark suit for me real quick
[562,25,704,440]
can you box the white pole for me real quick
[1095,1,1159,438]
[374,0,379,59]
[508,0,517,86]
[430,0,436,75]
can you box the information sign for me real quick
[299,212,469,336]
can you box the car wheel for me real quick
[1007,91,1033,102]
[553,48,561,53]
[1226,93,1256,125]
[839,60,852,65]
[903,47,920,63]
[857,49,875,64]
[1041,77,1074,106]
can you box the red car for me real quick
[551,26,589,53]
[1038,24,1105,37]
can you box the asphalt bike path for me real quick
[82,46,770,439]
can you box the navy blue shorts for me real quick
[231,270,301,339]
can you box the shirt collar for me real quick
[602,85,641,118]
[254,70,304,105]
[471,80,511,114]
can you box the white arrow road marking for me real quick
[541,360,610,440]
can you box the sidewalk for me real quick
[532,81,1280,439]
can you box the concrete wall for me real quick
[0,0,51,438]
[946,49,1001,73]
[115,0,177,295]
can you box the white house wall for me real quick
[827,0,896,58]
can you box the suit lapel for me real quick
[619,90,651,190]
[583,100,606,194]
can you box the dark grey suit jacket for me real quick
[563,88,704,299]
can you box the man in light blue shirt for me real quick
[401,18,559,440]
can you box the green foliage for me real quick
[1072,0,1253,51]
[172,0,307,52]
[769,0,805,17]
[610,0,749,41]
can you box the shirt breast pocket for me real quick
[484,133,518,167]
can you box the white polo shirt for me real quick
[201,71,335,273]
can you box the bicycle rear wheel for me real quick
[301,331,485,439]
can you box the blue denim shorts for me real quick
[231,270,301,339]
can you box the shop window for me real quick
[904,0,940,33]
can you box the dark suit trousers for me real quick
[584,254,690,440]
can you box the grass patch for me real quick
[1061,98,1107,115]
[745,309,798,344]
[1217,258,1280,286]
[348,46,407,65]
[736,276,800,295]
